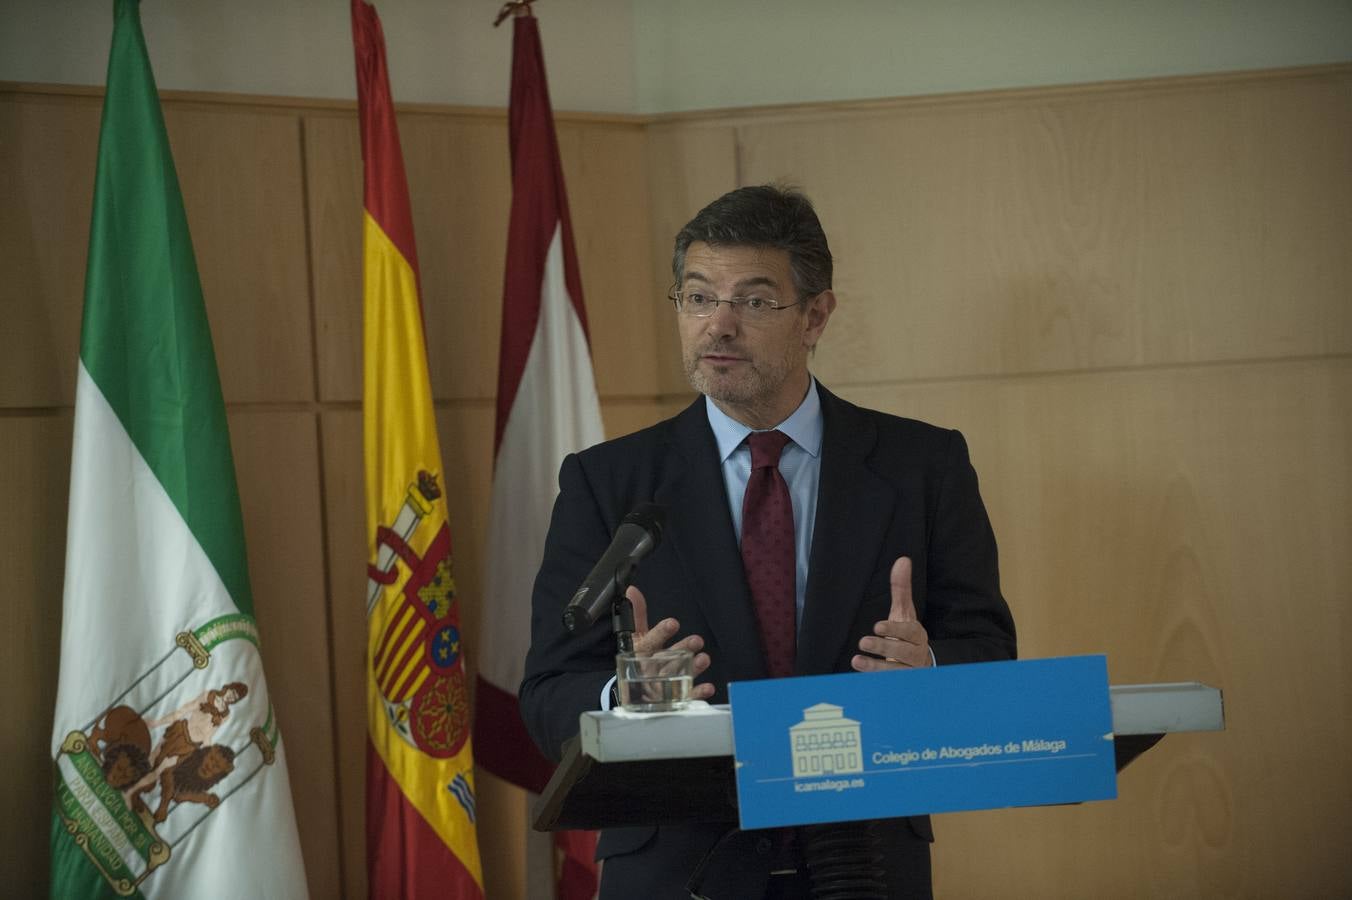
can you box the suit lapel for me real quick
[798,388,895,675]
[654,399,769,681]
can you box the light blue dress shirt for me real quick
[705,378,823,630]
[601,380,825,709]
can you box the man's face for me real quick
[678,242,834,429]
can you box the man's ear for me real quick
[803,289,837,349]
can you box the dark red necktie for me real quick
[741,430,796,678]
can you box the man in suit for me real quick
[519,185,1016,899]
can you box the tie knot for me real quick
[747,429,792,470]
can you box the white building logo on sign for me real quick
[789,703,864,777]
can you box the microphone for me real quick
[562,503,666,634]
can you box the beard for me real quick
[682,337,803,417]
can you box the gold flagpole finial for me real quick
[493,0,536,27]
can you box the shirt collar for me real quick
[705,378,824,463]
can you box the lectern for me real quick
[533,681,1224,832]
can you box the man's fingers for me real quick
[852,653,913,672]
[852,654,881,672]
[632,616,680,654]
[623,587,715,695]
[853,557,929,673]
[859,628,923,654]
[626,584,649,633]
[860,629,920,660]
[670,633,705,656]
[888,556,916,623]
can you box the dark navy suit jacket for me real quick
[520,384,1016,899]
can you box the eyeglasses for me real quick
[668,286,806,321]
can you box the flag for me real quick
[474,11,605,900]
[48,2,309,898]
[353,2,484,897]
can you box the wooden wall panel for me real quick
[0,96,315,408]
[316,408,368,898]
[163,106,315,403]
[302,113,364,405]
[0,414,72,894]
[843,357,1351,895]
[229,409,343,897]
[733,70,1352,385]
[306,115,659,406]
[304,112,511,405]
[399,117,513,402]
[558,122,661,397]
[645,122,740,395]
[1136,76,1352,364]
[474,771,531,900]
[431,403,500,690]
[600,396,687,439]
[0,96,99,407]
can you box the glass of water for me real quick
[616,648,693,713]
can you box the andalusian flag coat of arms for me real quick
[48,1,308,897]
[353,1,484,896]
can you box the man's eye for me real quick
[744,296,769,311]
[686,292,712,307]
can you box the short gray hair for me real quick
[672,184,833,298]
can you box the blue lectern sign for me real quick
[729,655,1116,829]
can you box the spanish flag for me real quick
[353,1,483,896]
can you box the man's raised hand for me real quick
[626,584,715,699]
[851,556,932,672]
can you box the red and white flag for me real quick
[474,10,604,900]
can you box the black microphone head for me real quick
[560,502,667,636]
[562,599,591,634]
[621,502,666,544]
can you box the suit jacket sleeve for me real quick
[518,451,624,761]
[923,428,1016,665]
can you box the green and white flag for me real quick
[49,2,309,897]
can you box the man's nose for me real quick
[704,301,739,337]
